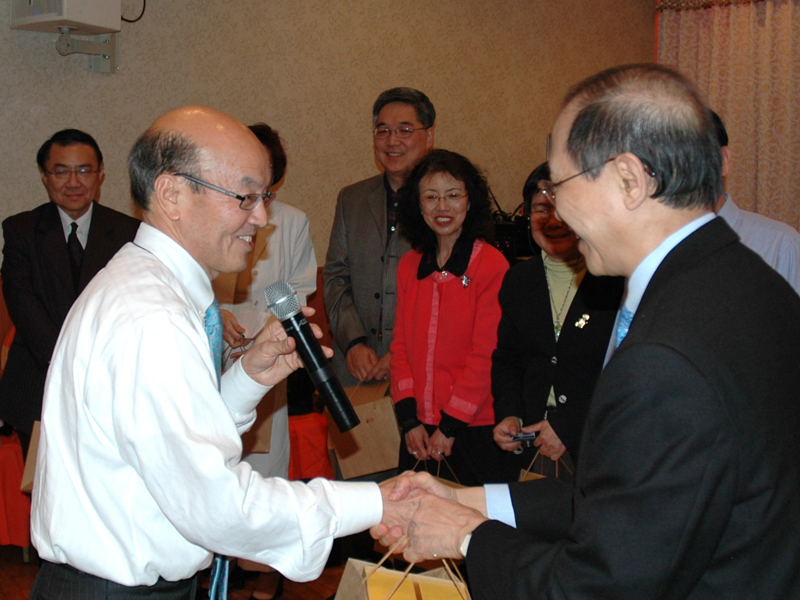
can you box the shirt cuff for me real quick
[332,481,383,538]
[346,336,368,354]
[220,358,272,418]
[484,483,517,528]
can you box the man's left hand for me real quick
[239,306,329,387]
[403,495,487,563]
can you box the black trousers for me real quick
[30,561,197,600]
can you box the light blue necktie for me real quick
[615,307,634,348]
[203,299,228,600]
[204,299,223,386]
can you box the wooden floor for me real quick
[0,545,345,600]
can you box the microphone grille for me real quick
[264,281,301,320]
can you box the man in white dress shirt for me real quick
[710,109,800,294]
[29,106,409,600]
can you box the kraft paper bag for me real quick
[334,558,468,600]
[326,382,400,479]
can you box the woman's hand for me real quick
[405,424,430,460]
[530,420,567,461]
[493,416,522,452]
[427,428,455,461]
[220,309,251,348]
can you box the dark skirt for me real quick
[397,423,506,487]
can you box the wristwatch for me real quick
[459,533,472,558]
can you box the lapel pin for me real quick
[461,275,471,288]
[575,314,590,329]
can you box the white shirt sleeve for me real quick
[484,483,517,528]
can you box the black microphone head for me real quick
[264,281,301,320]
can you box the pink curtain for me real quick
[658,0,800,230]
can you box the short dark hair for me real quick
[372,88,436,129]
[248,123,287,186]
[37,129,103,169]
[563,63,721,210]
[398,149,494,254]
[128,129,201,210]
[522,162,551,218]
[709,109,728,148]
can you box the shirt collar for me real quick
[623,212,716,314]
[133,222,215,314]
[383,173,401,196]
[417,236,473,279]
[57,202,94,241]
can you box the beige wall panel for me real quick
[0,0,655,264]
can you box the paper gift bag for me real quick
[519,449,571,482]
[334,558,468,600]
[326,382,400,479]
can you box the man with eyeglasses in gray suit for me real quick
[323,87,435,387]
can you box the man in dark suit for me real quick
[323,88,435,386]
[0,129,139,453]
[374,64,800,599]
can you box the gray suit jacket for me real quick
[323,174,411,386]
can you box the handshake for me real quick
[373,471,489,562]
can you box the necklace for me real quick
[544,264,575,341]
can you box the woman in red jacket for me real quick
[390,149,509,486]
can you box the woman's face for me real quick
[419,171,469,247]
[529,189,581,262]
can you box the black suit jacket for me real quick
[492,253,623,459]
[468,218,800,599]
[0,202,139,433]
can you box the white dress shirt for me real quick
[31,222,381,586]
[57,202,93,247]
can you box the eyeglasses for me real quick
[529,197,557,224]
[373,126,428,139]
[44,168,100,181]
[421,191,468,206]
[175,173,274,211]
[537,159,615,205]
[539,154,657,205]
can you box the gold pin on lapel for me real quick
[575,314,590,329]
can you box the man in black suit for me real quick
[374,64,800,599]
[0,129,139,453]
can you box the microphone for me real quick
[264,281,360,433]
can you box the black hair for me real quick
[398,149,494,254]
[372,88,436,129]
[37,129,103,169]
[248,123,287,186]
[522,162,551,218]
[708,109,728,148]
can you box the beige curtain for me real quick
[658,0,800,231]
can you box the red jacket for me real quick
[390,240,508,427]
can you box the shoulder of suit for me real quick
[337,173,385,199]
[2,202,56,232]
[91,202,140,225]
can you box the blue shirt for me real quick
[717,194,800,294]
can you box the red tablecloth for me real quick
[0,432,30,547]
